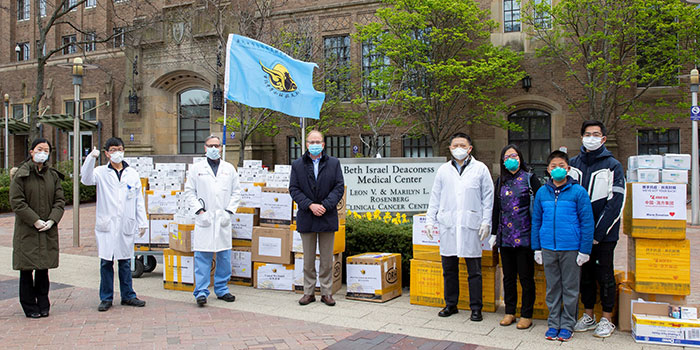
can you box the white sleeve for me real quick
[480,166,494,226]
[425,167,443,227]
[80,155,97,186]
[226,165,241,213]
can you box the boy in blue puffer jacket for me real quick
[531,151,594,342]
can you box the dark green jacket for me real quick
[10,160,65,270]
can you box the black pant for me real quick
[441,256,482,311]
[501,246,536,318]
[580,241,617,313]
[19,269,50,316]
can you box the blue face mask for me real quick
[550,167,567,181]
[504,158,519,172]
[308,144,324,156]
[206,146,220,160]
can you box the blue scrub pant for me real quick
[193,250,231,299]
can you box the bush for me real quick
[344,215,413,287]
[61,180,97,204]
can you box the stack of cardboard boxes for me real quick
[409,214,500,311]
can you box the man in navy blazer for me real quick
[289,130,345,306]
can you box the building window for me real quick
[508,109,551,177]
[16,42,30,61]
[63,0,78,11]
[362,135,391,158]
[402,135,433,158]
[65,98,97,121]
[534,0,552,29]
[504,0,521,33]
[17,0,29,20]
[178,89,210,154]
[362,38,390,99]
[39,0,46,17]
[324,35,351,101]
[12,104,24,120]
[86,0,96,8]
[638,129,680,155]
[113,27,125,48]
[62,35,77,55]
[324,135,351,158]
[288,136,302,164]
[85,32,97,52]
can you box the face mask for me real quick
[550,167,567,181]
[582,136,603,151]
[450,147,469,160]
[205,146,220,160]
[504,158,519,172]
[308,144,324,156]
[110,151,124,164]
[33,151,49,163]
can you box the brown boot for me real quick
[298,294,316,305]
[321,295,336,306]
[516,317,532,329]
[500,314,516,326]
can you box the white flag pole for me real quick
[301,117,306,153]
[223,100,227,161]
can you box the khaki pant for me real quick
[300,231,335,295]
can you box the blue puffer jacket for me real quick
[531,176,595,254]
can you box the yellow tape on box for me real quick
[628,238,690,295]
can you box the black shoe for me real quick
[121,298,146,307]
[98,301,112,312]
[40,310,49,318]
[217,293,236,302]
[196,295,207,307]
[26,312,41,318]
[470,310,483,322]
[438,306,459,317]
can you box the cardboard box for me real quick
[662,170,689,184]
[146,190,181,214]
[346,253,402,303]
[293,252,342,295]
[623,183,687,239]
[631,300,700,347]
[412,214,440,262]
[149,214,174,247]
[627,169,638,183]
[636,155,663,169]
[232,238,252,247]
[619,282,687,331]
[251,226,293,264]
[243,160,263,168]
[409,259,499,312]
[634,169,660,183]
[169,222,194,253]
[162,249,214,291]
[628,238,691,295]
[231,213,256,240]
[664,154,692,170]
[230,247,252,286]
[336,186,347,224]
[291,224,346,255]
[260,187,293,226]
[253,262,294,290]
[239,182,264,208]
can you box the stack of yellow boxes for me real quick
[409,214,500,312]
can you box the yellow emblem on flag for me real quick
[260,61,297,92]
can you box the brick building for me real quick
[0,0,692,179]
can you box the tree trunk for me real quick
[29,59,47,142]
[238,137,246,167]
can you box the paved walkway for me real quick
[0,205,696,349]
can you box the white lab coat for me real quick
[426,157,494,258]
[184,159,241,252]
[80,157,148,261]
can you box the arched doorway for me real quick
[508,109,551,177]
[178,88,210,154]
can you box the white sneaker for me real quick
[574,314,597,332]
[593,317,615,338]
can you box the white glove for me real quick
[89,147,100,159]
[576,252,590,266]
[38,220,54,232]
[534,250,543,265]
[478,223,490,241]
[488,235,497,248]
[34,219,46,230]
[139,228,147,237]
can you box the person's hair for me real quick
[205,135,221,143]
[30,138,52,153]
[104,137,124,151]
[498,144,528,183]
[580,120,607,136]
[450,132,471,146]
[306,129,324,140]
[546,150,569,166]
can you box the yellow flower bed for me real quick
[346,209,408,225]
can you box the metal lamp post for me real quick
[691,68,699,225]
[3,94,8,169]
[72,57,83,247]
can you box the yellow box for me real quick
[253,262,295,290]
[232,238,252,247]
[412,244,440,262]
[622,183,686,239]
[346,253,402,302]
[163,249,214,292]
[409,259,498,312]
[628,238,690,295]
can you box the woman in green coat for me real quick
[10,138,65,318]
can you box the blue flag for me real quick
[224,34,325,119]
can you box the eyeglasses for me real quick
[307,141,323,145]
[503,154,519,160]
[107,148,124,153]
[206,144,221,148]
[583,132,603,137]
